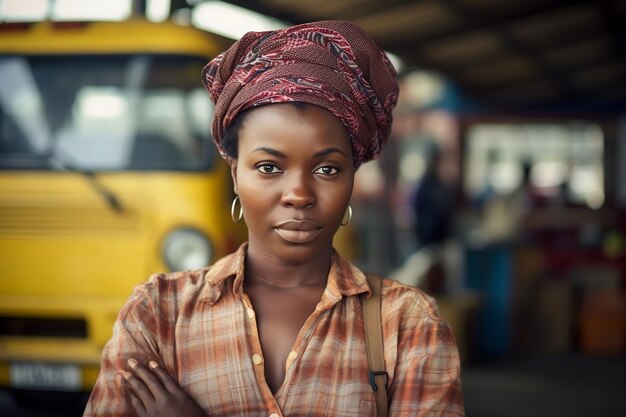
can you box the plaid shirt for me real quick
[84,243,464,416]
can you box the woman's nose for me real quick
[281,173,316,208]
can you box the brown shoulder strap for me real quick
[363,273,388,417]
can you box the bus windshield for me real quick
[0,55,215,171]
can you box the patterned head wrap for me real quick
[202,20,399,168]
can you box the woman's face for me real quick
[231,103,355,264]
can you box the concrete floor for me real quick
[2,354,625,416]
[463,354,626,417]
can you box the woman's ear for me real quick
[229,158,239,194]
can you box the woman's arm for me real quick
[383,286,465,416]
[390,316,465,416]
[84,282,206,417]
[83,285,160,416]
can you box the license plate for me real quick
[10,362,81,391]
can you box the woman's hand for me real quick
[122,358,207,417]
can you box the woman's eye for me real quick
[257,164,281,174]
[315,166,339,176]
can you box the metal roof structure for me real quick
[220,0,626,110]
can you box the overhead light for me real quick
[52,0,131,21]
[0,0,131,21]
[385,51,404,73]
[192,0,287,40]
[402,70,446,108]
[0,0,48,21]
[147,0,171,23]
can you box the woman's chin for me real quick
[248,235,334,265]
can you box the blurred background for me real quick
[0,0,625,416]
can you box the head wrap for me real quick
[202,20,399,168]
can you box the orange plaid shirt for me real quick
[84,244,464,416]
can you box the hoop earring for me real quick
[341,205,352,226]
[231,196,243,223]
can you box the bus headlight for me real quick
[162,228,212,271]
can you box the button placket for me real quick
[240,295,284,415]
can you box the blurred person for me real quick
[391,141,456,293]
[413,141,454,250]
[84,21,464,417]
[410,142,455,293]
[481,162,533,244]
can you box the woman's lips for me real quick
[274,220,322,244]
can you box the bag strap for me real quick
[363,273,388,417]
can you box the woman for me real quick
[84,20,464,417]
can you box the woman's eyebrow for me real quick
[250,147,347,158]
[314,147,348,158]
[250,147,286,158]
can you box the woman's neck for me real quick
[244,243,333,289]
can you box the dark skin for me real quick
[123,103,355,414]
[243,265,327,393]
[123,359,206,417]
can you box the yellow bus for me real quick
[0,20,245,393]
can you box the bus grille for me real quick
[0,316,87,338]
[0,205,143,236]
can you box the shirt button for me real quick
[247,309,255,319]
[252,354,263,365]
[288,351,298,360]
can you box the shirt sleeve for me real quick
[386,289,465,417]
[83,283,162,417]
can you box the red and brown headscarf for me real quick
[202,20,399,168]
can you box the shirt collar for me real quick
[200,243,371,306]
[200,243,247,305]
